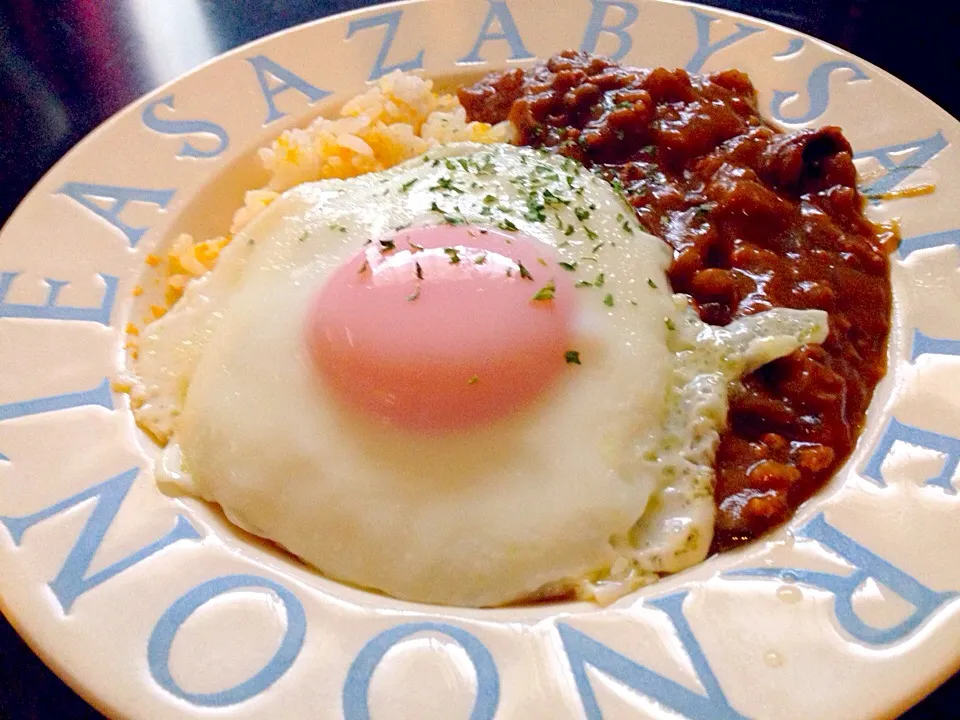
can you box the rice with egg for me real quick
[134,70,515,330]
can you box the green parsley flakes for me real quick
[498,218,519,232]
[647,278,657,288]
[415,262,424,280]
[542,188,568,206]
[574,207,590,221]
[594,272,605,287]
[443,247,461,264]
[564,350,582,365]
[558,261,577,272]
[532,279,556,301]
[379,239,396,252]
[517,261,533,280]
[431,176,463,194]
[399,179,417,193]
[603,293,614,307]
[665,317,676,331]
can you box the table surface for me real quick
[0,1,958,718]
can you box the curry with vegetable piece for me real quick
[459,51,893,551]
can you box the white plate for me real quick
[1,1,958,718]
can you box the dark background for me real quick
[0,1,958,718]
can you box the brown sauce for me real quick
[459,51,893,550]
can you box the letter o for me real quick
[147,574,307,706]
[343,622,500,720]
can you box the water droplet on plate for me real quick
[776,585,802,604]
[764,650,784,668]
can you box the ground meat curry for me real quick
[459,51,892,550]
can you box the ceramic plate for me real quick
[1,1,958,718]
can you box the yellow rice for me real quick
[130,70,514,345]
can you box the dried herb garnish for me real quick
[532,279,556,301]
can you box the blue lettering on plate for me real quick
[580,0,639,62]
[685,9,763,74]
[57,182,175,248]
[727,513,957,644]
[0,379,112,460]
[910,329,960,361]
[141,94,230,159]
[0,272,118,325]
[347,9,424,81]
[0,378,112,423]
[246,55,331,125]
[558,592,746,720]
[771,60,870,125]
[773,37,805,59]
[0,467,201,612]
[148,574,306,707]
[857,131,948,199]
[862,418,960,494]
[896,226,959,260]
[459,0,533,64]
[343,622,500,720]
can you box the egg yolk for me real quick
[305,225,576,433]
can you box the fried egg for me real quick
[132,143,826,607]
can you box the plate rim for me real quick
[0,1,958,718]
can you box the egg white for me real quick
[132,143,826,606]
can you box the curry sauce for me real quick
[460,51,892,550]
